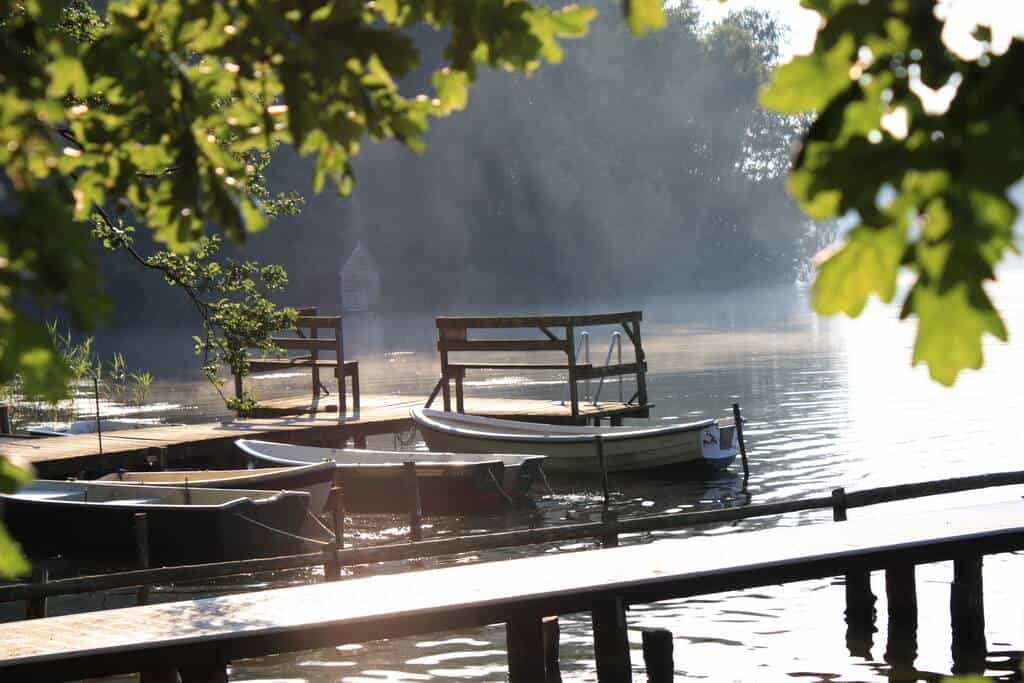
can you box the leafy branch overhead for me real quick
[761,1,1022,385]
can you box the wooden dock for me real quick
[0,499,1018,681]
[0,394,648,478]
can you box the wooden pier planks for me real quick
[0,499,1021,680]
[0,394,646,476]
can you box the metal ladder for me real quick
[560,331,624,406]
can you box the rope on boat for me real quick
[537,465,556,497]
[393,423,420,449]
[305,507,338,541]
[486,469,516,506]
[232,513,333,546]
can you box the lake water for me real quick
[54,271,1024,681]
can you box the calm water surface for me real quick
[80,273,1024,682]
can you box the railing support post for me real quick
[950,555,986,675]
[833,487,876,656]
[26,566,48,619]
[403,461,423,542]
[592,595,631,682]
[134,512,151,605]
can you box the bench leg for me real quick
[350,367,360,414]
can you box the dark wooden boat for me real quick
[96,462,336,511]
[1,480,331,565]
[236,439,546,515]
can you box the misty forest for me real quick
[98,4,823,328]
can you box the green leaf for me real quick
[904,279,1008,386]
[46,56,89,99]
[812,223,906,316]
[0,524,29,579]
[432,68,469,114]
[759,35,856,114]
[625,0,666,36]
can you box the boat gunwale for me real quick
[4,481,309,511]
[412,407,716,445]
[235,439,543,469]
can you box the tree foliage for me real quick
[761,1,1022,385]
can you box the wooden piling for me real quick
[833,486,875,655]
[596,435,610,505]
[25,567,48,619]
[403,462,423,542]
[884,564,918,674]
[139,669,180,683]
[134,513,151,605]
[592,595,631,682]
[639,627,674,683]
[0,405,11,435]
[950,555,986,675]
[323,487,344,581]
[542,615,561,682]
[601,508,619,548]
[179,658,228,683]
[731,403,749,481]
[506,616,547,682]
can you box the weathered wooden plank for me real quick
[447,362,592,371]
[436,312,643,328]
[575,362,646,380]
[1,500,1022,680]
[438,339,568,352]
[268,337,338,351]
[294,315,341,328]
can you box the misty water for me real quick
[74,273,1024,682]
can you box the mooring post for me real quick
[403,461,423,542]
[323,486,344,581]
[592,595,631,682]
[596,435,610,505]
[832,486,876,656]
[134,512,151,605]
[884,564,918,675]
[639,627,674,683]
[542,615,561,682]
[26,566,48,619]
[178,658,228,683]
[601,508,619,548]
[950,555,986,675]
[506,616,547,682]
[731,403,749,482]
[139,669,180,683]
[0,404,11,434]
[354,434,368,449]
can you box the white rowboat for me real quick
[410,407,738,473]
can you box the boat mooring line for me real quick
[487,469,516,506]
[233,513,332,547]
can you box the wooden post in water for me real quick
[884,564,918,675]
[832,487,876,656]
[731,403,749,482]
[26,566,48,619]
[0,404,11,434]
[601,508,619,549]
[639,627,674,683]
[506,616,547,682]
[596,435,610,506]
[324,486,344,581]
[542,615,561,682]
[592,595,631,682]
[134,512,151,605]
[403,462,423,542]
[950,555,986,674]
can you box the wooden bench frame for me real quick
[428,311,649,420]
[240,307,360,414]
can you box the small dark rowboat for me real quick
[2,480,331,565]
[236,439,546,515]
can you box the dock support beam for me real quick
[135,512,151,605]
[950,555,986,674]
[403,462,423,542]
[506,616,547,682]
[884,564,918,676]
[592,596,631,682]
[832,487,876,656]
[26,567,48,619]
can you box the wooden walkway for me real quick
[0,499,1019,681]
[0,394,645,477]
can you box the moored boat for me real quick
[235,439,546,515]
[410,407,738,473]
[1,480,330,564]
[96,462,336,511]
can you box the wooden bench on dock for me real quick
[1,498,1018,682]
[429,311,651,424]
[241,307,360,414]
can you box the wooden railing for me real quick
[429,311,648,420]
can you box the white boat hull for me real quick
[411,408,738,473]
